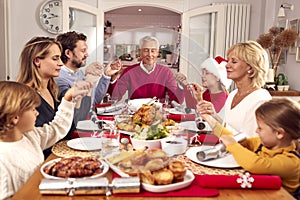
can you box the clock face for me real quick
[39,0,74,34]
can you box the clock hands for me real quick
[47,13,59,19]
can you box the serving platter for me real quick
[142,170,194,193]
[185,146,240,168]
[40,158,109,179]
[105,155,195,193]
[67,137,102,151]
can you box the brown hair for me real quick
[16,36,61,101]
[255,98,300,140]
[0,81,40,133]
[56,31,87,63]
[227,40,269,88]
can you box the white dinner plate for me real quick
[142,170,195,193]
[67,137,102,151]
[185,146,240,168]
[40,158,109,179]
[76,120,99,131]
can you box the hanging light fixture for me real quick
[277,3,294,18]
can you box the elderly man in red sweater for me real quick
[109,36,184,104]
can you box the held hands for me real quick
[85,62,104,76]
[64,80,92,105]
[174,72,188,86]
[85,62,104,87]
[104,59,122,77]
[188,82,203,101]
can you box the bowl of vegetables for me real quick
[130,124,172,150]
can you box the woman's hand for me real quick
[196,100,218,127]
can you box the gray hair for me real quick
[139,36,160,49]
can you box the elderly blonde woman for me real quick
[194,41,272,137]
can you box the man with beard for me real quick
[56,31,121,104]
[56,31,121,138]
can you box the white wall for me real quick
[273,0,300,91]
[3,0,300,90]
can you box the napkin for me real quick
[168,114,195,122]
[96,103,124,114]
[198,173,282,189]
[95,103,112,108]
[113,173,219,197]
[97,116,115,120]
[188,132,219,145]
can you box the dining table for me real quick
[12,103,296,200]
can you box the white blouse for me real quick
[223,89,272,137]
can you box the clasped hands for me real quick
[85,60,122,86]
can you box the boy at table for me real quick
[109,36,184,104]
[197,98,300,198]
[0,81,90,199]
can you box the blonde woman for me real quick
[195,41,272,137]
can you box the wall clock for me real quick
[39,0,75,34]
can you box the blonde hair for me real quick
[16,37,62,101]
[255,98,300,140]
[0,81,40,133]
[227,41,269,88]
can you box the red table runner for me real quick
[113,173,219,197]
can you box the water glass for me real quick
[101,130,120,158]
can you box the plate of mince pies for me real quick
[106,148,195,192]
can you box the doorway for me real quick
[104,6,181,72]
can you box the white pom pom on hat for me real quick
[200,56,232,89]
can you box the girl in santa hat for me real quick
[175,56,231,114]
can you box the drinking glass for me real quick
[101,129,120,158]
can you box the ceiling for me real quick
[105,6,179,16]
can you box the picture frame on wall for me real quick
[289,19,299,54]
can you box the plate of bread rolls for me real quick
[106,148,195,192]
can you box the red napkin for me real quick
[97,116,115,120]
[167,114,195,122]
[95,103,112,108]
[113,173,219,197]
[187,132,219,145]
[198,173,282,189]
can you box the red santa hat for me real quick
[200,56,232,89]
